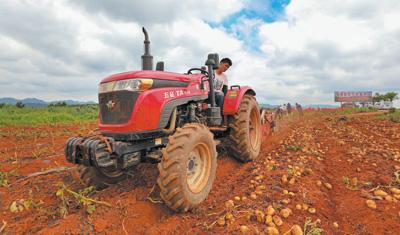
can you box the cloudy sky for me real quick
[1,0,399,106]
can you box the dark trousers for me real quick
[215,91,224,115]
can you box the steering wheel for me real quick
[187,68,208,75]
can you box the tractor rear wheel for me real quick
[78,165,126,190]
[228,94,262,162]
[157,123,217,212]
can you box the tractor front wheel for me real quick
[157,123,217,212]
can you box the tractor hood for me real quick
[100,70,192,84]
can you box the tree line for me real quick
[372,92,398,104]
[0,101,68,109]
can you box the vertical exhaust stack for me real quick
[141,27,153,70]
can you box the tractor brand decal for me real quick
[163,90,191,99]
[106,100,116,110]
[228,90,238,98]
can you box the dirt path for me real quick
[0,112,399,234]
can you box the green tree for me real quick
[50,101,67,107]
[383,92,398,102]
[372,93,384,104]
[15,101,25,108]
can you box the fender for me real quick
[223,85,256,115]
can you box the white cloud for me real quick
[0,0,246,101]
[0,0,399,107]
[257,0,400,105]
[71,0,244,23]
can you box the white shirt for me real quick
[214,72,228,92]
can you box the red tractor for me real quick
[65,28,264,212]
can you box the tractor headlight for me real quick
[98,81,116,93]
[98,79,153,93]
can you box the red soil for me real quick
[0,112,399,234]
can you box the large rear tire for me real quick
[228,94,262,162]
[78,165,126,190]
[157,123,217,212]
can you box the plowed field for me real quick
[1,111,399,234]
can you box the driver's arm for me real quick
[222,85,228,95]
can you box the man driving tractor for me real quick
[214,58,232,114]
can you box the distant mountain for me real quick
[0,98,18,104]
[0,97,96,107]
[21,98,47,107]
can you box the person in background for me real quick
[214,58,232,114]
[287,103,292,115]
[275,106,284,119]
[296,103,303,116]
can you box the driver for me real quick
[214,58,232,114]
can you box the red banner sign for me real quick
[334,91,372,102]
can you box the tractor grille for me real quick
[99,91,139,124]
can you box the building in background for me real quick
[334,91,373,108]
[334,91,396,109]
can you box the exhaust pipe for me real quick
[141,27,153,70]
